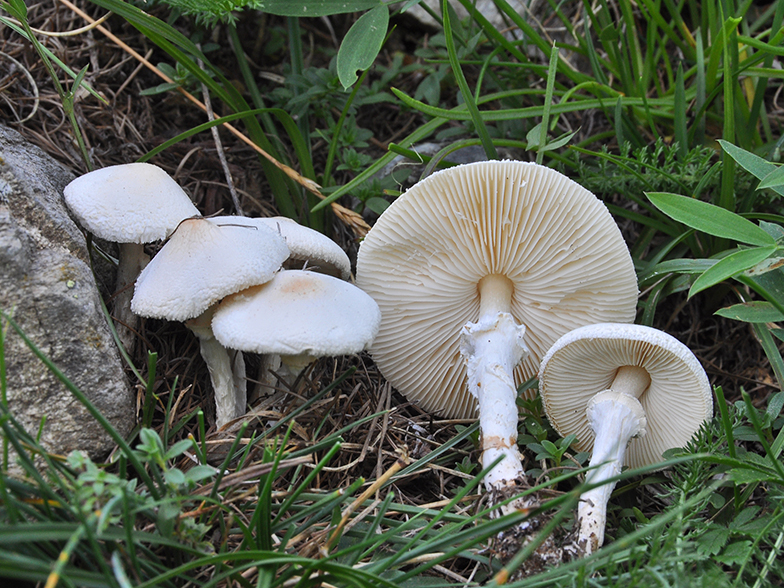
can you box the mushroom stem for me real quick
[186,306,247,428]
[113,243,149,352]
[577,366,650,555]
[461,274,528,495]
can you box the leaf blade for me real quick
[647,192,775,246]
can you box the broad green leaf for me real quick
[526,122,543,148]
[718,139,784,197]
[718,139,777,179]
[715,541,753,566]
[336,6,389,89]
[758,165,784,190]
[647,192,776,246]
[715,301,784,322]
[364,196,390,215]
[744,255,784,276]
[252,0,382,16]
[696,527,730,557]
[689,246,778,297]
[760,220,784,239]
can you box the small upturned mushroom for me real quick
[211,269,381,377]
[538,323,713,555]
[63,162,200,349]
[356,160,638,499]
[131,217,289,427]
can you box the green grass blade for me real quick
[0,311,160,499]
[442,0,497,160]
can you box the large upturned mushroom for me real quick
[356,160,639,498]
[538,323,713,555]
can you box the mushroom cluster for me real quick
[64,164,380,429]
[356,160,639,500]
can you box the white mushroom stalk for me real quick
[185,305,247,427]
[538,323,713,556]
[577,366,650,554]
[461,275,528,490]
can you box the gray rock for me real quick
[0,124,134,472]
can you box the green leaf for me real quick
[252,0,382,16]
[715,540,753,566]
[715,301,784,322]
[336,6,389,89]
[690,246,778,297]
[696,527,730,557]
[647,192,776,246]
[718,140,784,197]
[728,467,774,484]
[718,140,776,179]
[758,165,784,190]
[526,123,543,148]
[365,197,390,215]
[539,130,578,152]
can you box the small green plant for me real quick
[527,434,578,469]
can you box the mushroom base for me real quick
[460,311,528,493]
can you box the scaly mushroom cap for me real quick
[212,270,380,358]
[63,162,200,243]
[131,217,289,321]
[538,323,713,469]
[208,216,351,280]
[356,160,638,419]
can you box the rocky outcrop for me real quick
[0,125,134,471]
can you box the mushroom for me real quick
[207,216,351,279]
[131,217,289,427]
[206,216,352,392]
[355,160,638,499]
[537,323,713,555]
[211,269,381,378]
[63,162,200,350]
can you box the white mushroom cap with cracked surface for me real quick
[63,162,200,243]
[211,270,381,370]
[131,217,289,321]
[207,216,351,279]
[538,322,713,469]
[356,160,639,420]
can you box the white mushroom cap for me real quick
[208,216,351,280]
[538,323,713,469]
[63,162,200,243]
[211,270,381,361]
[356,160,638,419]
[131,217,289,321]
